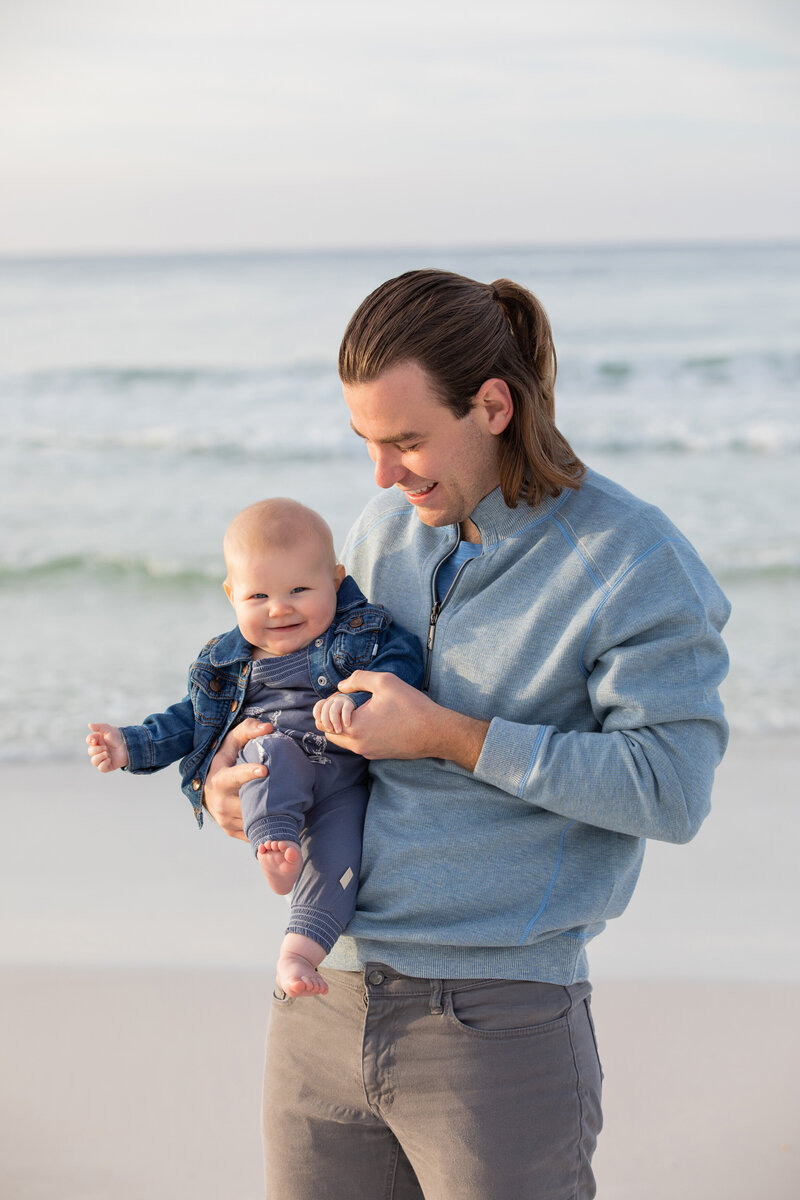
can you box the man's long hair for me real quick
[338,269,584,508]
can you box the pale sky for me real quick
[0,0,797,253]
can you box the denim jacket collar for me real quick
[205,626,252,667]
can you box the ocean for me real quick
[3,242,798,757]
[2,243,798,979]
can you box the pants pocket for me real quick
[446,979,573,1038]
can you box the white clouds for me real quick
[0,0,797,250]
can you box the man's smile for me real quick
[402,482,437,501]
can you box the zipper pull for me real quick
[427,601,441,651]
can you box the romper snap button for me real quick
[317,675,327,687]
[367,969,385,986]
[314,638,324,648]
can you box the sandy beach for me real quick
[1,734,798,1197]
[0,968,796,1199]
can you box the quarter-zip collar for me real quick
[464,483,572,547]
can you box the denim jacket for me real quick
[120,575,424,826]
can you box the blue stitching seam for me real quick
[345,506,410,555]
[551,516,609,594]
[518,820,576,944]
[497,488,571,540]
[517,724,547,798]
[577,537,677,679]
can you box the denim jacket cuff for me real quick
[120,723,156,772]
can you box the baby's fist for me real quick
[313,693,356,735]
[86,722,129,772]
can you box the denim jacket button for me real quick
[192,777,201,791]
[230,700,238,712]
[209,678,222,693]
[317,675,327,687]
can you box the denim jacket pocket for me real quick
[190,664,238,726]
[331,631,380,676]
[330,610,387,675]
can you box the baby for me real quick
[87,498,423,997]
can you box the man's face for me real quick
[343,360,505,540]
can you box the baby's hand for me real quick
[313,692,356,735]
[86,723,129,772]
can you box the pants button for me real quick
[367,969,385,985]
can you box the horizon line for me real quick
[1,235,799,263]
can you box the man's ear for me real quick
[333,563,346,590]
[476,377,514,435]
[223,578,234,604]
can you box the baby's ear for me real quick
[333,564,346,590]
[223,578,234,604]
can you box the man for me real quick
[205,270,730,1198]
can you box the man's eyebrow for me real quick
[349,421,424,445]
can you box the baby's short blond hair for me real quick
[223,498,336,576]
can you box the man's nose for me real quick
[372,446,404,489]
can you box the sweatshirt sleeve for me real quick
[473,538,731,844]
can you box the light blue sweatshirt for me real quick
[324,469,730,984]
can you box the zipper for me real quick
[423,601,441,690]
[422,545,479,691]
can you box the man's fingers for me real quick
[228,759,269,787]
[229,717,273,744]
[217,719,273,761]
[337,670,380,694]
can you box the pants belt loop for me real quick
[429,978,444,1015]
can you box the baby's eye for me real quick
[291,586,308,594]
[251,593,268,600]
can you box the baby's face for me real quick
[225,539,345,659]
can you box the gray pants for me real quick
[263,964,603,1199]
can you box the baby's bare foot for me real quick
[276,951,329,998]
[257,840,302,894]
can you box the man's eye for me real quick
[401,442,421,453]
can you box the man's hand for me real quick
[203,718,273,839]
[314,672,490,771]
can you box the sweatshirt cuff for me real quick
[473,718,548,801]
